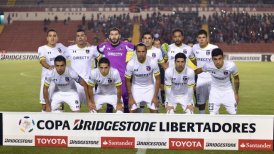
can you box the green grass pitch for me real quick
[0,60,273,153]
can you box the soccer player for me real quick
[192,29,218,114]
[125,43,161,113]
[165,53,195,114]
[43,55,91,112]
[97,27,135,113]
[87,57,123,113]
[65,29,101,104]
[38,29,67,112]
[142,32,167,105]
[162,29,196,68]
[195,48,240,115]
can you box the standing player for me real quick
[195,48,240,115]
[162,29,196,68]
[43,55,91,112]
[97,27,135,113]
[165,53,195,114]
[65,29,101,104]
[192,30,218,114]
[87,57,123,113]
[125,43,161,113]
[142,32,167,105]
[38,29,67,112]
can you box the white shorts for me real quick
[208,88,237,115]
[76,82,87,104]
[196,78,211,105]
[51,91,80,112]
[39,77,55,104]
[94,94,122,110]
[131,84,157,110]
[167,94,194,114]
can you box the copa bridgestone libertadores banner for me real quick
[0,112,273,151]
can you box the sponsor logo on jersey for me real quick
[238,139,273,151]
[169,138,204,150]
[35,136,68,147]
[101,137,135,148]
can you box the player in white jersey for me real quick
[162,29,196,68]
[43,55,91,112]
[142,32,167,105]
[192,30,218,114]
[195,48,240,115]
[65,29,102,104]
[38,29,67,112]
[125,43,161,113]
[87,57,123,113]
[165,53,195,114]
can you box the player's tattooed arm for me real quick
[233,75,240,104]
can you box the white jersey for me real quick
[125,56,160,87]
[165,66,195,95]
[165,43,194,68]
[38,43,67,77]
[44,67,81,93]
[147,46,164,64]
[88,67,122,95]
[65,44,101,81]
[192,43,218,79]
[202,61,238,90]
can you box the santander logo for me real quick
[101,137,135,149]
[239,139,273,151]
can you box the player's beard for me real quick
[175,40,182,46]
[110,38,119,45]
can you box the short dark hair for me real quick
[54,55,66,65]
[135,42,147,51]
[47,29,57,36]
[197,29,208,37]
[175,53,186,62]
[109,27,120,34]
[212,48,224,57]
[142,32,154,39]
[98,57,110,66]
[77,28,85,33]
[172,29,184,36]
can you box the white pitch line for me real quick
[19,72,40,79]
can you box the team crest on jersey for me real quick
[75,100,79,104]
[152,53,156,58]
[86,50,90,54]
[65,77,70,82]
[183,76,188,81]
[206,50,210,55]
[183,49,187,54]
[58,48,62,53]
[108,78,112,83]
[196,51,199,54]
[224,71,229,75]
[146,66,151,71]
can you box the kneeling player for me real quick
[87,57,123,113]
[125,43,161,113]
[195,48,240,115]
[165,53,195,114]
[43,55,91,112]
